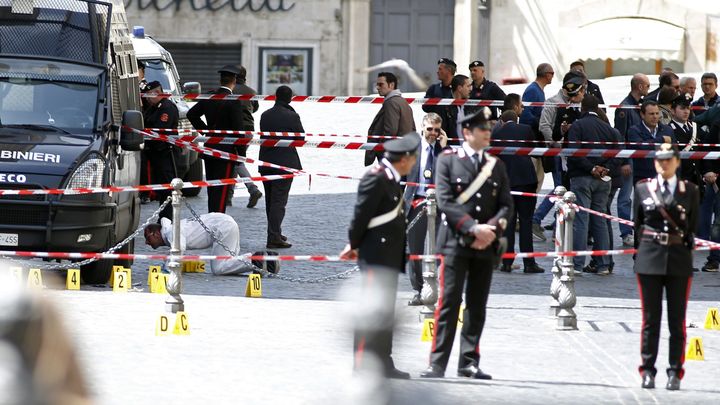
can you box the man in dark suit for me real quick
[259,86,304,249]
[438,74,472,146]
[420,107,513,380]
[187,65,247,213]
[627,100,676,185]
[340,134,420,380]
[492,110,544,273]
[403,113,448,305]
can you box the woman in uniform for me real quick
[633,142,699,390]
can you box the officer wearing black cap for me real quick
[423,58,456,115]
[340,133,420,380]
[468,60,506,119]
[187,64,247,213]
[420,107,513,380]
[633,142,699,391]
[142,80,179,220]
[668,94,701,185]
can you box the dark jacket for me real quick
[402,137,445,209]
[669,120,701,185]
[258,101,304,175]
[365,92,416,166]
[566,112,623,179]
[187,87,248,155]
[491,121,537,187]
[613,93,642,138]
[235,82,259,131]
[143,98,179,151]
[519,81,544,134]
[627,122,676,180]
[435,148,513,258]
[422,82,453,115]
[438,105,466,146]
[470,78,506,119]
[348,160,406,271]
[633,178,699,276]
[586,80,605,105]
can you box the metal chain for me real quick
[406,206,427,234]
[1,198,172,271]
[183,198,360,283]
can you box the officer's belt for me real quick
[367,199,403,229]
[456,154,497,204]
[641,230,684,246]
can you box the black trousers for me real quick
[263,178,293,243]
[353,267,399,372]
[205,156,237,213]
[406,199,441,293]
[636,274,692,378]
[503,183,538,267]
[145,148,177,221]
[430,254,494,371]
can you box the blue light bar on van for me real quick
[133,26,145,38]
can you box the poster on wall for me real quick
[259,47,313,96]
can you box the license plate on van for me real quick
[0,233,19,246]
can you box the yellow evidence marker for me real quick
[704,308,720,330]
[182,260,206,273]
[172,312,190,335]
[27,268,42,289]
[111,265,124,285]
[245,274,262,297]
[112,269,129,292]
[421,318,436,342]
[154,274,168,294]
[124,267,132,287]
[148,266,161,292]
[66,269,81,290]
[155,315,170,336]
[685,337,704,361]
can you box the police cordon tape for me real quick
[148,93,711,110]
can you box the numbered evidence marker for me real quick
[153,274,168,294]
[27,268,43,289]
[172,312,190,335]
[685,337,705,361]
[124,267,132,287]
[112,269,129,292]
[704,308,720,330]
[421,318,436,342]
[245,274,262,297]
[182,260,206,273]
[66,269,80,290]
[148,266,161,292]
[155,314,170,336]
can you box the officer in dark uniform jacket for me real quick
[633,143,699,391]
[668,94,701,186]
[187,65,246,213]
[468,60,506,119]
[142,81,179,220]
[340,133,420,380]
[420,107,513,380]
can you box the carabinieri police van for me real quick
[0,0,145,283]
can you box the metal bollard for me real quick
[556,191,578,330]
[419,189,438,319]
[165,178,184,313]
[549,186,567,316]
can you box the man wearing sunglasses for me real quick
[403,113,448,305]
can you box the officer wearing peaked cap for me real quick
[341,133,420,380]
[633,142,699,391]
[420,107,513,380]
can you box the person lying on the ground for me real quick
[144,212,279,275]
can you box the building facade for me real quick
[126,0,720,96]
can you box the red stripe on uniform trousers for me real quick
[217,163,233,213]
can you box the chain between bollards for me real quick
[165,178,185,314]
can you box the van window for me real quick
[142,60,178,94]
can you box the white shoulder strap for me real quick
[456,154,497,204]
[367,199,403,229]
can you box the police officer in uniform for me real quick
[668,94,701,186]
[633,142,699,391]
[187,65,247,213]
[468,60,506,119]
[142,81,179,220]
[340,133,420,380]
[420,107,513,379]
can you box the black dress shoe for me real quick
[419,365,444,378]
[246,191,262,208]
[666,372,681,390]
[386,367,410,379]
[267,240,292,249]
[523,263,545,273]
[499,264,512,272]
[641,372,655,389]
[457,365,492,379]
[408,293,423,306]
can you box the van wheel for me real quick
[182,158,203,197]
[81,259,114,285]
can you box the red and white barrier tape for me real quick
[148,93,710,110]
[484,147,720,160]
[162,134,383,151]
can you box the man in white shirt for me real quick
[144,213,279,275]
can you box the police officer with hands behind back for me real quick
[142,80,179,220]
[340,133,420,380]
[634,142,699,391]
[420,107,513,380]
